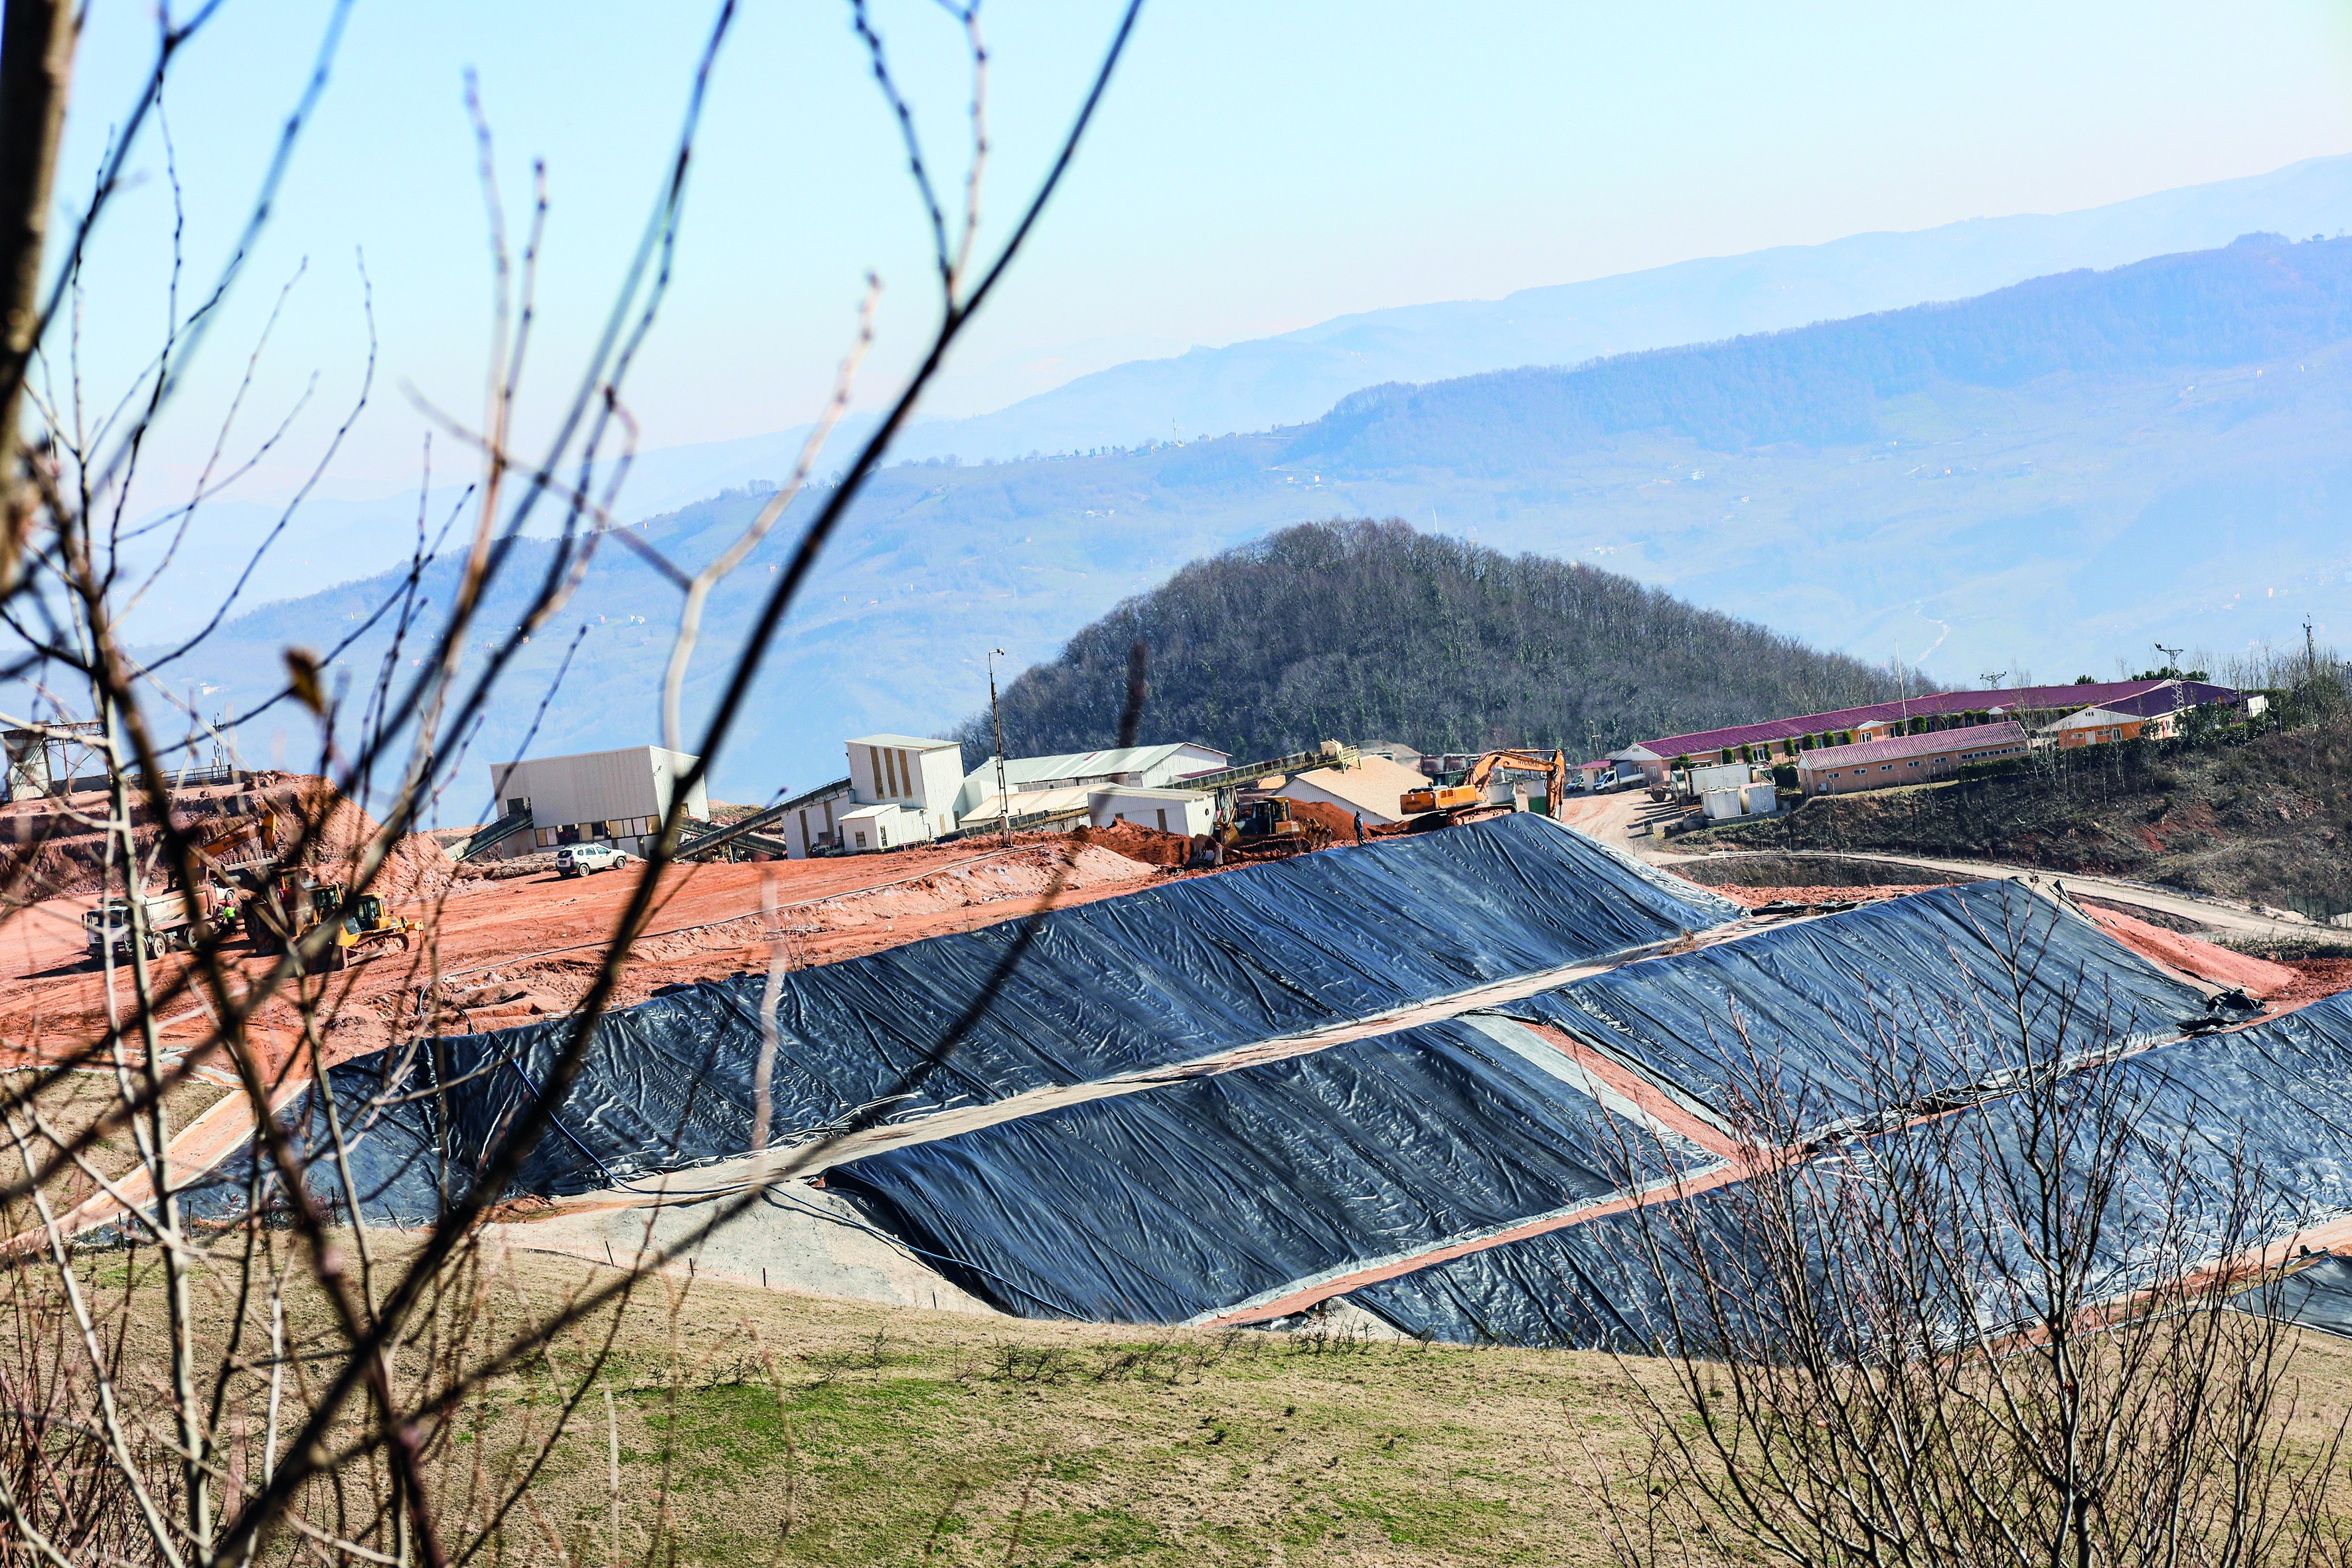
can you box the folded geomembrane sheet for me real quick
[827,1015,1717,1323]
[175,814,1736,1226]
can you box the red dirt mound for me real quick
[2080,906,2298,998]
[1708,883,1950,908]
[2274,959,2352,1009]
[1279,798,1365,842]
[0,773,454,903]
[1071,821,1192,868]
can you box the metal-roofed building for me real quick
[1795,722,2027,796]
[487,745,709,859]
[835,734,964,853]
[1628,679,2249,783]
[1267,753,1433,828]
[953,741,1227,826]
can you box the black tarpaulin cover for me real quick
[1496,881,2219,1137]
[2234,1256,2352,1340]
[1348,991,2352,1349]
[175,815,1735,1226]
[826,1016,1717,1323]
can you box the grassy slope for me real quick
[1688,718,2352,916]
[509,1277,1649,1567]
[437,1248,2352,1568]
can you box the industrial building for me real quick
[1795,722,2027,797]
[952,742,1227,831]
[485,745,709,858]
[793,735,965,855]
[1087,783,1214,836]
[775,777,857,860]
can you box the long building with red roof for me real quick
[1614,678,2248,781]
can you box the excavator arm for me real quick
[1401,748,1567,819]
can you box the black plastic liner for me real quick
[826,1016,1714,1322]
[1495,881,2221,1137]
[2234,1255,2352,1340]
[174,815,1736,1226]
[1350,991,2352,1349]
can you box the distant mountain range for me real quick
[123,153,2352,638]
[882,151,2352,461]
[162,233,2352,807]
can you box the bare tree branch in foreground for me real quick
[0,1,1148,1562]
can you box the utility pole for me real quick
[1978,669,2007,690]
[988,648,1011,846]
[2306,617,2320,686]
[2154,641,2183,678]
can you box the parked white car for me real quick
[555,842,629,878]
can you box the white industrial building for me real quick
[813,734,965,855]
[777,777,856,860]
[485,745,708,859]
[951,742,1227,830]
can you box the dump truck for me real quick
[83,885,239,965]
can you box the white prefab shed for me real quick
[836,802,931,853]
[1087,785,1212,836]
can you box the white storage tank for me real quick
[1741,781,1777,817]
[1687,762,1755,797]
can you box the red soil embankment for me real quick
[2079,906,2298,998]
[0,835,1166,1072]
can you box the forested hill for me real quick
[965,521,1921,763]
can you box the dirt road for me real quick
[0,840,1160,1070]
[1553,786,1681,860]
[1658,848,2320,940]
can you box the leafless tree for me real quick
[1588,908,2351,1568]
[0,1,1148,1562]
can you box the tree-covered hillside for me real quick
[965,520,1920,762]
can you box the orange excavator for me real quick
[1399,749,1568,823]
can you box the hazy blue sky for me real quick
[52,1,2352,501]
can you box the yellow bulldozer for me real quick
[242,871,418,970]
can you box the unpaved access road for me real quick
[1553,785,1681,858]
[1658,848,2321,941]
[0,839,1159,1071]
